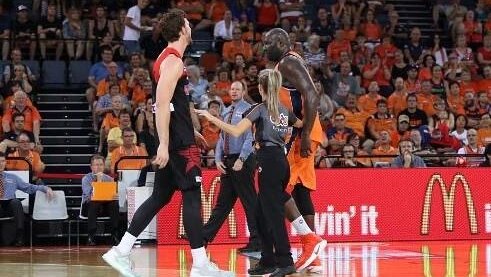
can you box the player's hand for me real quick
[194,130,209,150]
[152,144,169,169]
[300,135,312,158]
[232,159,243,171]
[216,161,227,174]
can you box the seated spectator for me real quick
[0,152,54,246]
[359,9,382,47]
[12,5,37,60]
[447,81,465,115]
[353,35,370,70]
[63,7,87,60]
[7,132,45,177]
[231,54,246,81]
[81,154,120,246]
[430,34,448,66]
[200,100,222,167]
[222,27,253,63]
[254,0,280,31]
[278,0,304,24]
[135,96,157,156]
[357,81,383,115]
[388,77,408,116]
[340,18,357,42]
[477,91,489,113]
[477,114,491,146]
[391,139,426,168]
[480,143,491,167]
[187,65,210,109]
[464,92,485,128]
[459,10,482,49]
[362,53,391,97]
[5,65,33,99]
[2,91,41,147]
[96,62,128,99]
[326,113,354,155]
[292,15,310,42]
[327,30,352,65]
[411,128,440,166]
[478,65,491,96]
[110,127,147,173]
[367,99,396,141]
[243,63,260,104]
[37,2,63,60]
[452,35,474,63]
[430,65,449,99]
[3,49,36,84]
[99,95,126,152]
[95,84,130,131]
[405,64,421,94]
[456,128,485,166]
[0,3,9,61]
[175,0,205,28]
[418,55,436,81]
[390,114,412,148]
[2,113,37,153]
[346,133,372,167]
[374,35,397,68]
[399,94,429,129]
[331,143,367,168]
[431,124,461,153]
[106,110,135,166]
[477,35,491,67]
[124,53,144,80]
[336,93,370,139]
[209,67,232,106]
[384,10,408,48]
[416,80,438,118]
[451,114,469,145]
[127,67,150,108]
[334,51,362,83]
[429,97,455,132]
[372,130,398,164]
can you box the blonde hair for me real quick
[258,69,282,123]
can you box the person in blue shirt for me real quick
[81,154,120,246]
[0,151,54,246]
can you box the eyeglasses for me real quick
[343,150,355,153]
[123,135,135,138]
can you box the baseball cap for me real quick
[408,63,419,71]
[398,114,410,123]
[17,5,28,12]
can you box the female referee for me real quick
[196,69,302,277]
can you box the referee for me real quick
[202,81,260,252]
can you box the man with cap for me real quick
[12,5,36,60]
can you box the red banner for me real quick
[157,168,491,244]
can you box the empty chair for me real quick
[23,60,40,80]
[30,190,71,247]
[191,30,213,53]
[68,60,92,87]
[41,60,66,88]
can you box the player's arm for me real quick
[154,56,182,150]
[195,109,252,137]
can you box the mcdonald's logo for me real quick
[421,173,478,235]
[178,175,237,238]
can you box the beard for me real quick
[266,46,283,62]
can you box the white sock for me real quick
[116,232,137,256]
[191,247,208,267]
[292,216,312,235]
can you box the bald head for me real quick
[264,28,291,62]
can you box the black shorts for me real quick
[156,145,202,191]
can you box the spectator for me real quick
[12,5,37,61]
[0,3,9,61]
[374,35,397,68]
[135,96,157,156]
[206,0,228,23]
[304,35,326,70]
[367,99,396,141]
[388,77,408,116]
[411,128,440,166]
[444,53,465,82]
[429,97,455,133]
[2,91,41,146]
[391,139,426,168]
[199,100,221,167]
[124,53,144,81]
[478,65,491,96]
[110,127,147,174]
[477,114,491,146]
[405,64,422,94]
[123,0,150,54]
[334,51,362,82]
[359,9,382,48]
[81,154,120,246]
[391,114,413,148]
[404,27,427,65]
[311,7,336,48]
[476,91,489,113]
[336,93,370,139]
[106,110,135,165]
[324,61,361,107]
[254,0,280,31]
[210,67,232,106]
[0,152,54,246]
[331,143,367,168]
[477,35,491,67]
[231,54,246,81]
[457,128,485,166]
[340,17,357,42]
[213,10,235,41]
[95,83,130,129]
[2,113,39,153]
[127,67,150,108]
[433,0,467,31]
[458,10,482,50]
[37,2,63,60]
[222,27,253,63]
[63,7,87,60]
[140,19,167,68]
[96,62,128,99]
[452,35,473,62]
[384,10,408,48]
[292,15,310,42]
[346,133,372,167]
[447,81,465,115]
[399,94,429,129]
[372,130,398,164]
[417,79,438,118]
[418,55,435,81]
[357,81,383,115]
[326,113,354,155]
[463,91,484,128]
[451,114,469,145]
[430,34,448,66]
[187,65,210,109]
[175,0,205,29]
[6,65,33,98]
[3,49,36,84]
[87,5,115,61]
[7,132,45,176]
[362,53,391,97]
[113,8,127,42]
[480,143,491,167]
[327,29,352,65]
[278,0,304,24]
[243,63,260,104]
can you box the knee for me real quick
[9,198,22,208]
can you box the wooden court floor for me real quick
[0,240,489,276]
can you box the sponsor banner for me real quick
[157,168,491,244]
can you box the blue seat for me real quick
[41,60,67,88]
[24,60,40,80]
[68,60,92,87]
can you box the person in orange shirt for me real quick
[417,79,437,117]
[405,64,421,94]
[388,77,408,116]
[7,132,45,177]
[337,93,370,138]
[374,35,397,68]
[127,68,150,108]
[222,27,253,63]
[200,100,222,167]
[477,114,491,146]
[98,95,125,153]
[327,29,352,64]
[362,53,391,97]
[96,62,129,98]
[447,81,466,115]
[478,65,491,97]
[110,127,147,174]
[459,69,478,96]
[371,130,398,164]
[359,9,381,44]
[367,99,397,141]
[358,81,383,115]
[2,90,41,146]
[390,114,412,148]
[418,54,435,81]
[210,67,232,106]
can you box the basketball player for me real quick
[102,9,234,277]
[264,28,333,273]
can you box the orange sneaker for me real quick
[294,233,327,271]
[307,257,322,273]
